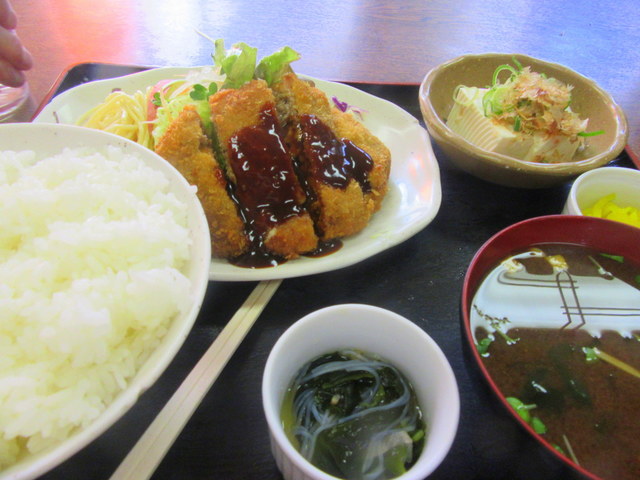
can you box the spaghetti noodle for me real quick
[76,89,154,149]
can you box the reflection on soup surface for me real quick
[471,243,640,480]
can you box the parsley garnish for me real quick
[190,82,218,101]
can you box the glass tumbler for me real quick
[0,82,33,122]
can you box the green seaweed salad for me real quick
[281,349,426,480]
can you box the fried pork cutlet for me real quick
[272,72,391,241]
[154,105,249,258]
[209,79,318,260]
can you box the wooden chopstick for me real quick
[109,279,282,480]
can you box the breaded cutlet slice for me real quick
[331,105,391,212]
[273,72,391,241]
[154,105,249,259]
[209,79,317,259]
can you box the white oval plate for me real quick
[35,67,442,281]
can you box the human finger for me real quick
[0,0,17,30]
[0,57,26,87]
[0,27,32,70]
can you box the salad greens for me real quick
[151,39,301,144]
[151,79,217,143]
[213,40,258,89]
[213,39,300,89]
[255,45,300,86]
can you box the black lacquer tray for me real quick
[35,63,635,480]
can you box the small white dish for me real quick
[563,166,640,217]
[0,123,211,480]
[262,304,459,480]
[34,67,442,282]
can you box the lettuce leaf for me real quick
[255,46,300,85]
[212,39,300,89]
[213,39,258,89]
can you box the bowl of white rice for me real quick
[0,123,211,479]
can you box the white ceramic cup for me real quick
[262,304,460,480]
[563,166,640,216]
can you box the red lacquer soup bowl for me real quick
[462,215,640,480]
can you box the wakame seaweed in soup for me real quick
[281,349,426,480]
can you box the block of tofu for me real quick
[154,105,249,259]
[447,86,583,163]
[209,79,318,260]
[272,73,391,240]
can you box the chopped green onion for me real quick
[582,347,599,363]
[552,443,566,455]
[482,91,493,116]
[482,88,504,116]
[514,115,522,132]
[492,64,519,86]
[582,346,640,379]
[452,84,463,102]
[577,130,605,137]
[476,336,494,356]
[506,397,536,423]
[531,417,547,434]
[600,253,624,263]
[511,56,524,72]
[152,92,162,107]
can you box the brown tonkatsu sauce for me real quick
[304,238,343,258]
[226,110,366,268]
[227,105,304,268]
[299,114,373,193]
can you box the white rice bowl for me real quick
[0,123,210,479]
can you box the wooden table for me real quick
[13,0,640,158]
[7,1,640,479]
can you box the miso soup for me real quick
[471,243,640,480]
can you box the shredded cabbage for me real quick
[152,93,213,144]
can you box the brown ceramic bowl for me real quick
[419,53,628,188]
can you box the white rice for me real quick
[0,146,194,469]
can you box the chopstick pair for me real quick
[109,279,282,480]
